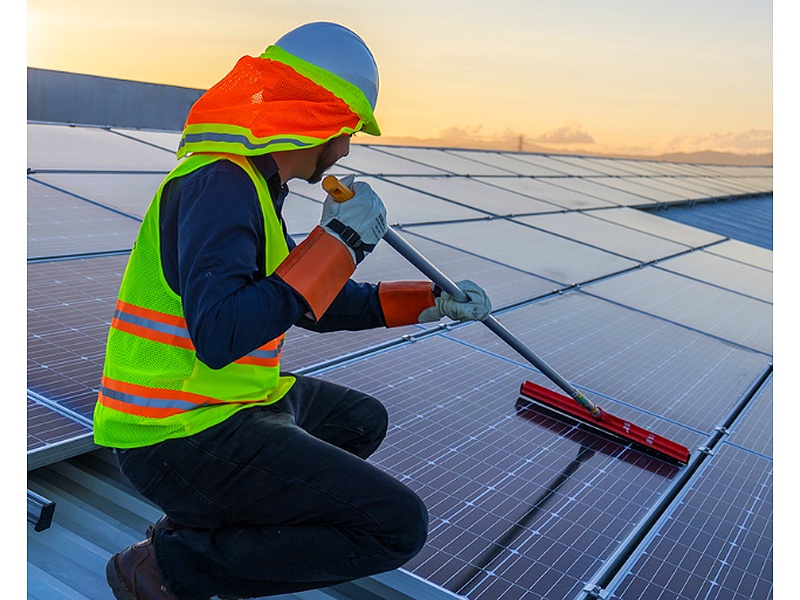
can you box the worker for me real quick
[94,22,492,600]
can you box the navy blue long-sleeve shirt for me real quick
[158,153,386,369]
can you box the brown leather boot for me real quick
[106,538,179,599]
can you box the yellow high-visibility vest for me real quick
[93,153,294,448]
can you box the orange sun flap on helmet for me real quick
[184,56,362,143]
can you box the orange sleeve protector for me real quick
[379,281,436,328]
[274,226,356,320]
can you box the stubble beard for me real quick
[306,140,341,184]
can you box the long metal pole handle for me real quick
[321,176,602,418]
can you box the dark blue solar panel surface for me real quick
[612,443,773,600]
[27,123,774,600]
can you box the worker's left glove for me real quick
[418,280,492,323]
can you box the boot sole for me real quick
[105,555,135,600]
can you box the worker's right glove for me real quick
[418,280,492,323]
[275,175,387,321]
[320,175,387,264]
[379,279,492,327]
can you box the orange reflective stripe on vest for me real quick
[110,298,284,368]
[111,300,194,349]
[98,376,270,419]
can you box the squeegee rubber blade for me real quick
[519,381,690,466]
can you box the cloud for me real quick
[656,129,773,155]
[439,124,485,141]
[532,123,595,145]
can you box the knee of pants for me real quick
[358,394,389,441]
[389,489,429,560]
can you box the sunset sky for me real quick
[26,0,775,157]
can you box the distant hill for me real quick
[648,151,772,167]
[362,136,772,167]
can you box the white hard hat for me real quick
[275,22,379,111]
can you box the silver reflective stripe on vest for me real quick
[245,337,284,360]
[114,306,192,344]
[101,385,210,411]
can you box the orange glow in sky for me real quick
[26,0,773,157]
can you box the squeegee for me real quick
[321,176,691,465]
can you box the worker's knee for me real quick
[388,489,429,561]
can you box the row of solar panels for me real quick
[27,123,770,461]
[28,122,772,599]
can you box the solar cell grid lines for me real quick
[27,396,91,451]
[27,122,774,600]
[612,444,773,600]
[28,256,127,419]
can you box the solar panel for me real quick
[592,176,683,204]
[342,144,450,176]
[108,128,182,153]
[725,375,773,457]
[630,175,726,201]
[27,178,141,258]
[31,172,163,219]
[473,176,617,210]
[589,206,726,247]
[509,154,602,177]
[514,212,691,263]
[657,250,773,302]
[585,267,773,355]
[27,123,178,171]
[383,176,559,216]
[27,256,126,425]
[445,150,569,177]
[371,146,515,176]
[705,239,773,271]
[27,395,92,452]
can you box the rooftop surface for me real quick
[28,121,773,599]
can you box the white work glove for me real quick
[418,280,492,323]
[321,175,387,264]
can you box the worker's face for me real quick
[306,135,351,184]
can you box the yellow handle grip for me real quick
[322,175,355,202]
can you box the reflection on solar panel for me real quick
[27,122,773,600]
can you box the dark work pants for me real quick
[114,374,429,600]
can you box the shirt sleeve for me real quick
[162,162,308,369]
[296,279,386,332]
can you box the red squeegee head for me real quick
[520,381,691,465]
